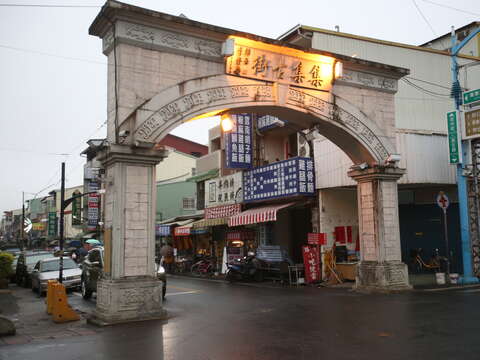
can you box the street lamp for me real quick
[57,162,105,284]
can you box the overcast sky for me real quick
[0,0,479,213]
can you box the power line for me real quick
[412,0,437,37]
[0,3,100,8]
[0,147,70,156]
[404,76,451,90]
[421,0,480,17]
[401,78,451,97]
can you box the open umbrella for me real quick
[86,239,101,245]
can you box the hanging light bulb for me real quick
[221,116,234,132]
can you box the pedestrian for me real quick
[160,242,174,273]
[73,242,91,263]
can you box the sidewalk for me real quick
[410,273,480,291]
[0,285,101,346]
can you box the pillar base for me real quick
[355,261,412,292]
[91,277,166,325]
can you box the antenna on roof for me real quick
[179,13,188,19]
[335,25,340,32]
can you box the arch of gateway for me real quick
[89,1,411,324]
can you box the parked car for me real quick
[31,257,81,295]
[15,251,53,287]
[81,247,167,300]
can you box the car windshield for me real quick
[26,253,53,265]
[41,258,78,272]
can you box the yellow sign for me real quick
[32,223,46,231]
[225,37,337,92]
[465,108,480,138]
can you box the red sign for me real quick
[307,233,326,245]
[174,226,191,237]
[302,245,320,283]
[205,204,241,219]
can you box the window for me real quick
[182,197,195,210]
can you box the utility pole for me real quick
[59,162,65,284]
[450,25,480,284]
[21,191,25,251]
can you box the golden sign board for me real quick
[465,108,480,139]
[225,37,336,92]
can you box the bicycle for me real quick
[190,257,214,276]
[409,248,446,273]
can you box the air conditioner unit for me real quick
[297,131,310,157]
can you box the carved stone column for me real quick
[348,166,411,291]
[92,144,167,324]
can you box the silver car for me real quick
[31,257,82,295]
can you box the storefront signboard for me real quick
[257,115,287,131]
[302,245,320,283]
[48,212,57,236]
[205,174,243,208]
[156,224,171,236]
[32,223,45,231]
[87,181,100,231]
[307,233,326,245]
[464,108,480,139]
[243,157,315,202]
[225,113,252,169]
[174,226,191,236]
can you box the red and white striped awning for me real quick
[228,203,294,227]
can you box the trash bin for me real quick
[435,272,446,285]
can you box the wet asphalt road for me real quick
[2,276,480,360]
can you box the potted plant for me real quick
[0,252,14,289]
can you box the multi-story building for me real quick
[278,22,480,274]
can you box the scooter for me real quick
[225,254,262,282]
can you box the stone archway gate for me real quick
[89,1,411,324]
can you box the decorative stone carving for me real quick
[110,20,222,59]
[135,84,274,142]
[356,261,411,291]
[125,23,155,42]
[338,70,397,93]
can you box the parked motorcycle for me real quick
[225,255,263,282]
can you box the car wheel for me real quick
[81,277,92,300]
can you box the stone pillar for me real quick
[93,144,167,324]
[348,166,411,291]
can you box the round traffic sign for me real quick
[436,191,449,212]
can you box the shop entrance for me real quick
[89,1,411,323]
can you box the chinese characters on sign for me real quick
[226,40,335,92]
[302,245,320,283]
[48,212,57,237]
[465,109,480,139]
[257,115,287,131]
[446,111,460,164]
[463,89,480,105]
[87,181,100,231]
[205,173,243,207]
[225,114,253,169]
[307,233,327,245]
[156,224,171,236]
[243,157,315,202]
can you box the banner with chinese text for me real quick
[302,245,320,284]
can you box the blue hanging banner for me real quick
[156,224,171,236]
[225,114,253,169]
[243,157,315,202]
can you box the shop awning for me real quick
[192,217,229,228]
[186,169,219,183]
[174,219,210,236]
[228,203,294,227]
